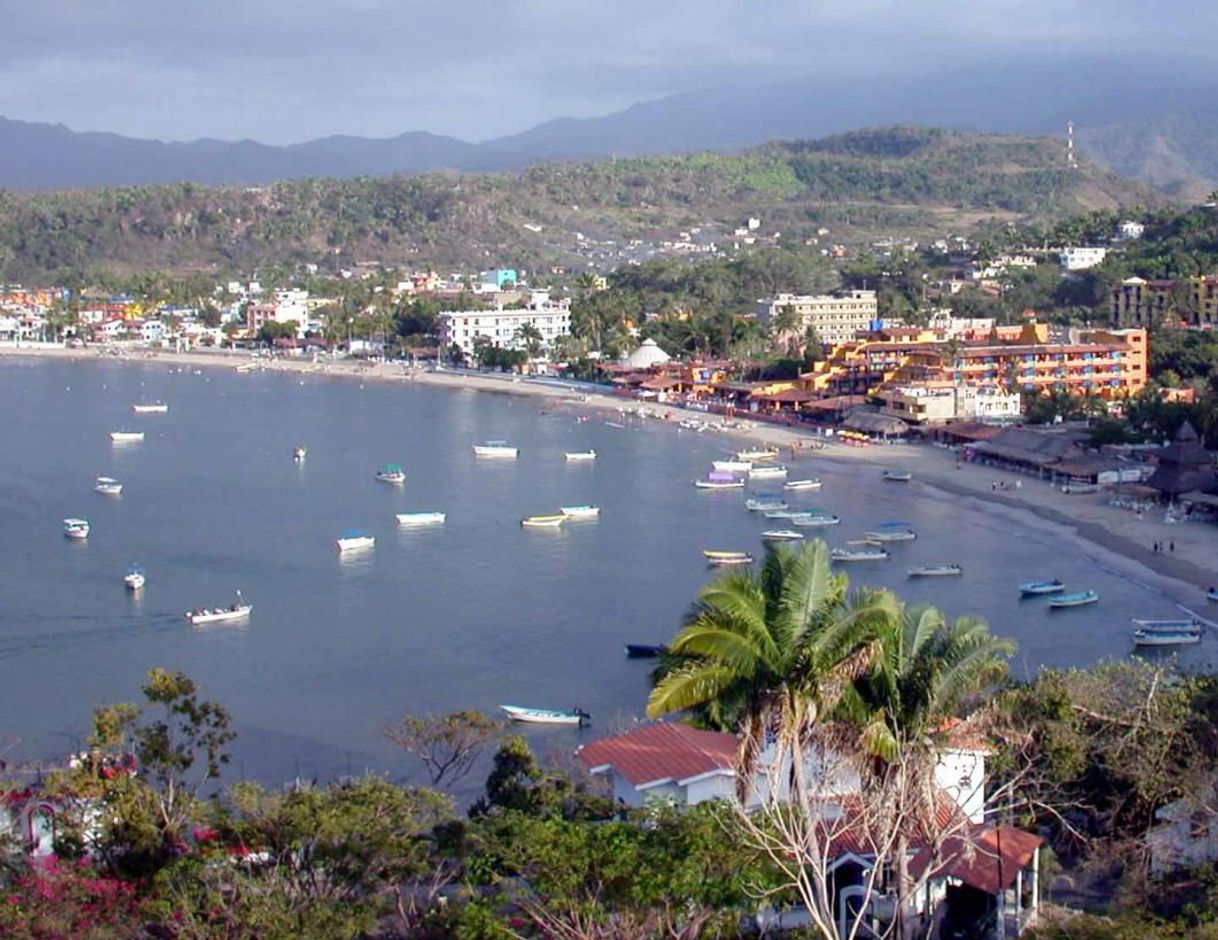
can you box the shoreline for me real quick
[5,344,1216,609]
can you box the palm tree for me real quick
[647,541,897,798]
[838,604,1013,939]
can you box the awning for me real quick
[843,411,910,435]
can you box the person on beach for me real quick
[1171,541,1175,552]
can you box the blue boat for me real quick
[1020,579,1065,597]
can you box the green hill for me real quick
[0,126,1162,282]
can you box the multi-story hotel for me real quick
[755,290,878,346]
[1110,275,1218,329]
[892,327,1147,399]
[437,291,571,358]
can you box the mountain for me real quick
[4,56,1218,192]
[0,127,1158,281]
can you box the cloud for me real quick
[0,0,1213,142]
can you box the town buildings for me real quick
[436,290,571,358]
[878,383,1022,425]
[756,290,878,346]
[1059,246,1108,271]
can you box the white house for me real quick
[1059,247,1109,271]
[139,319,165,343]
[1116,220,1145,241]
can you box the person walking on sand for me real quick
[1170,541,1175,552]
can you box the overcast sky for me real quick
[1,0,1211,144]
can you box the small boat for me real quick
[131,402,168,414]
[695,477,745,489]
[784,478,823,491]
[473,441,519,458]
[1060,482,1099,495]
[500,704,590,726]
[1020,579,1065,596]
[336,530,376,551]
[1049,590,1099,609]
[565,450,597,461]
[831,547,890,563]
[907,564,963,578]
[521,514,565,528]
[625,643,666,658]
[762,530,805,541]
[882,469,912,482]
[865,523,917,542]
[736,449,778,461]
[94,476,123,496]
[560,505,600,520]
[396,512,447,526]
[375,463,406,484]
[712,459,752,473]
[1132,618,1202,634]
[748,465,789,480]
[124,565,146,590]
[63,518,89,540]
[186,595,252,626]
[764,509,808,519]
[293,446,308,461]
[707,553,755,566]
[110,431,145,443]
[792,513,841,528]
[703,549,751,561]
[746,498,788,512]
[1133,629,1201,648]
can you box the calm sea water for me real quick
[0,358,1206,786]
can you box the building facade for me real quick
[1059,246,1108,271]
[437,291,571,358]
[878,384,1022,425]
[756,291,878,346]
[1111,275,1218,329]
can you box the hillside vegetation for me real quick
[0,126,1158,281]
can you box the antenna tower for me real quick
[1066,121,1078,169]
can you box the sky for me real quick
[1,0,1212,144]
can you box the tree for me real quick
[840,604,1013,939]
[647,541,897,796]
[514,322,544,359]
[384,710,504,789]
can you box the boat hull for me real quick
[784,479,822,490]
[694,480,744,489]
[522,515,565,528]
[1133,631,1201,647]
[560,506,600,519]
[473,445,519,458]
[791,515,841,527]
[500,705,587,725]
[110,432,145,443]
[187,605,252,626]
[832,550,890,563]
[907,566,963,577]
[565,452,596,461]
[336,537,376,551]
[1049,592,1098,608]
[762,530,805,541]
[396,513,446,526]
[625,644,665,658]
[1020,581,1065,596]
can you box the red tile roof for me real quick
[576,723,737,788]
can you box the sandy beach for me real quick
[7,343,1217,612]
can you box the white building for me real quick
[1116,220,1145,241]
[1059,246,1109,271]
[437,290,570,358]
[878,384,1022,425]
[756,291,878,346]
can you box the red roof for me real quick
[936,826,1043,894]
[576,723,737,788]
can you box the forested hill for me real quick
[0,127,1160,281]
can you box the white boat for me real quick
[560,505,600,520]
[186,598,252,626]
[110,431,145,443]
[832,547,890,563]
[473,441,519,458]
[694,478,745,489]
[131,402,168,414]
[1132,618,1202,634]
[63,517,89,540]
[1049,590,1099,609]
[375,463,406,484]
[704,550,754,566]
[712,459,752,473]
[907,564,963,577]
[791,513,841,528]
[784,478,823,491]
[746,498,788,512]
[882,469,912,482]
[293,446,308,461]
[124,565,146,590]
[521,514,565,528]
[865,523,917,542]
[94,476,123,496]
[764,508,807,519]
[565,450,597,461]
[761,530,805,541]
[736,449,778,461]
[748,465,789,480]
[1020,579,1065,597]
[336,531,376,551]
[500,704,589,726]
[396,512,447,526]
[1060,482,1099,495]
[1133,629,1201,648]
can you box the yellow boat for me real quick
[702,549,750,560]
[521,514,566,528]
